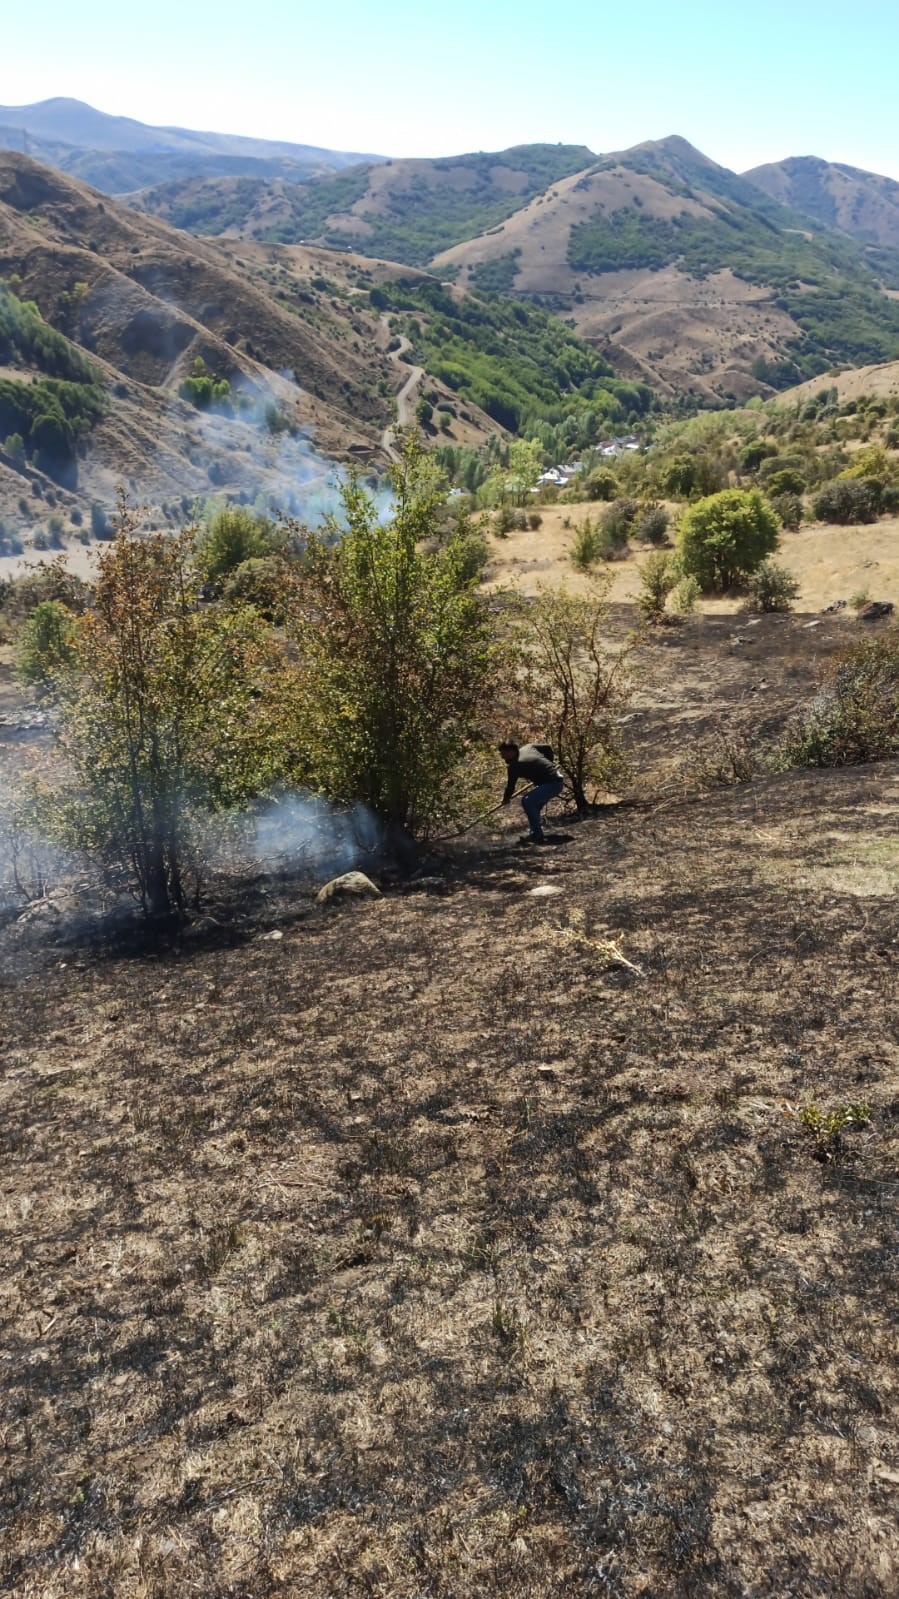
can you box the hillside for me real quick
[434,136,899,402]
[0,97,379,192]
[133,144,598,265]
[745,154,899,250]
[0,153,409,538]
[2,607,898,1596]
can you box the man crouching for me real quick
[499,740,565,845]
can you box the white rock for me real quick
[316,871,381,905]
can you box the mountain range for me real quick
[5,101,899,536]
[0,98,382,193]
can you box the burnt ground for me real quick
[1,611,898,1597]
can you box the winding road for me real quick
[379,317,425,461]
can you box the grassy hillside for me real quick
[0,153,405,540]
[745,154,899,251]
[134,145,597,265]
[436,138,899,400]
[568,144,899,373]
[376,277,654,438]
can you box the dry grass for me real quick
[1,616,898,1597]
[481,502,899,616]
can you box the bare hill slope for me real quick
[433,137,899,402]
[133,144,598,265]
[744,154,899,250]
[0,154,512,549]
[0,153,399,535]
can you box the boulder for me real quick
[316,871,381,905]
[857,601,895,622]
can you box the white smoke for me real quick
[244,788,381,877]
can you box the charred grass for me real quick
[1,617,898,1596]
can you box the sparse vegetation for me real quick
[784,634,899,766]
[743,559,800,613]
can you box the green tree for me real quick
[677,489,780,592]
[505,438,543,506]
[288,433,495,837]
[50,508,279,918]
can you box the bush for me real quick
[0,521,23,556]
[771,491,803,530]
[765,467,805,497]
[670,575,700,614]
[739,439,778,472]
[510,579,633,812]
[783,636,899,767]
[637,551,677,621]
[583,468,618,502]
[222,556,289,621]
[48,511,279,918]
[288,434,495,837]
[3,432,25,464]
[599,497,639,554]
[197,506,284,588]
[743,560,800,613]
[812,478,879,524]
[17,600,77,685]
[571,516,603,570]
[677,489,780,592]
[633,502,669,544]
[840,444,894,481]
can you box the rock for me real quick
[316,871,381,905]
[821,599,847,613]
[857,600,895,622]
[528,885,562,897]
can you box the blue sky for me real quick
[4,0,899,178]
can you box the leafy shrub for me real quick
[527,512,543,530]
[633,502,669,544]
[771,490,803,530]
[637,551,677,621]
[739,438,778,472]
[3,432,25,464]
[765,467,805,497]
[670,574,700,614]
[584,468,618,501]
[677,489,780,592]
[47,514,278,918]
[571,517,603,570]
[198,506,284,587]
[812,478,879,523]
[288,435,495,836]
[222,556,288,621]
[17,600,77,685]
[783,635,899,766]
[743,560,800,613]
[600,497,639,553]
[0,521,23,556]
[840,444,894,481]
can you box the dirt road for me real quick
[379,316,424,459]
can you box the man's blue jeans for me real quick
[522,777,564,837]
